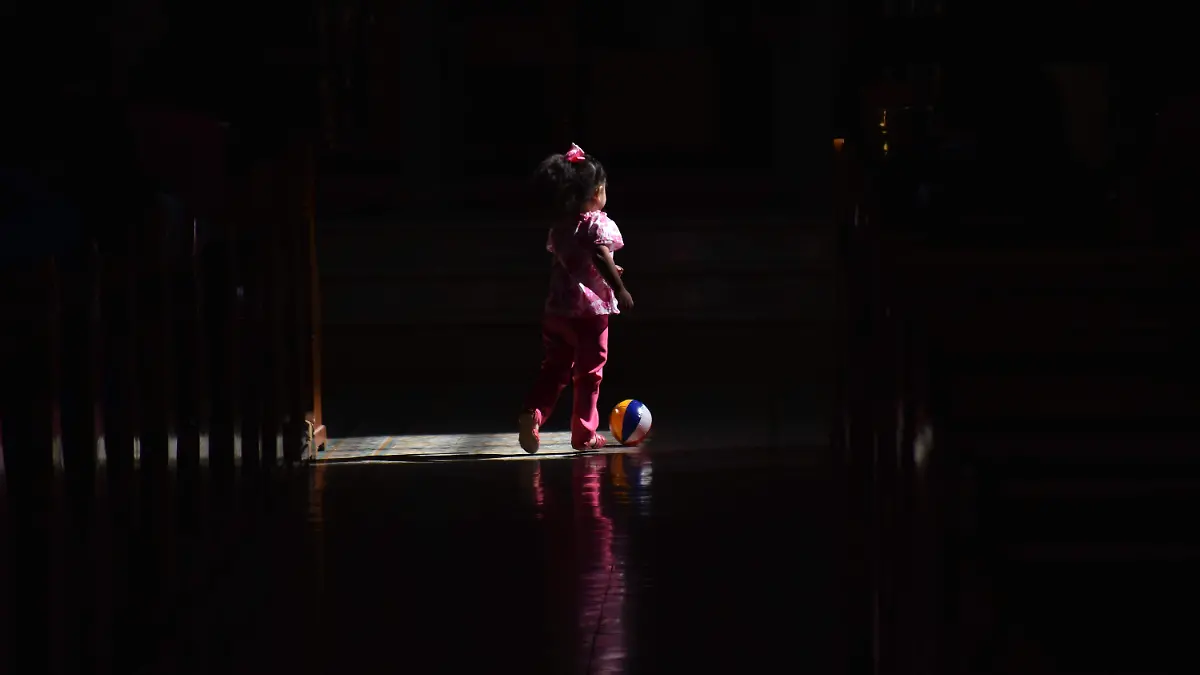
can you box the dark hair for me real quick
[532,150,607,217]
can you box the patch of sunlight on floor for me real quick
[319,431,637,463]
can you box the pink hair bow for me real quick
[565,143,587,163]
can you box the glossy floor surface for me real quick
[142,444,836,674]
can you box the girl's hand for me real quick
[616,265,625,276]
[618,288,634,310]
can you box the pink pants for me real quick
[523,313,609,445]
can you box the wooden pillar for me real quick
[304,145,327,456]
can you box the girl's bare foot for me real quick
[572,434,606,451]
[518,410,541,454]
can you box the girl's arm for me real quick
[591,245,626,294]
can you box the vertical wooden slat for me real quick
[165,198,211,675]
[279,143,305,462]
[176,208,204,478]
[260,157,284,468]
[58,243,103,675]
[196,199,239,675]
[178,206,209,615]
[98,225,137,674]
[284,145,310,463]
[305,144,327,456]
[43,256,69,675]
[841,147,880,675]
[128,203,172,669]
[101,222,138,476]
[205,214,238,484]
[45,257,70,675]
[172,209,204,647]
[137,199,174,474]
[238,163,264,478]
[88,242,114,675]
[273,157,291,465]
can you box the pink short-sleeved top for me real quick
[544,210,625,317]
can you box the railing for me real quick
[837,105,1199,671]
[0,140,324,673]
[888,243,1195,673]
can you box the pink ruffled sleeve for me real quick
[588,212,624,252]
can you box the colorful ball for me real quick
[610,399,652,446]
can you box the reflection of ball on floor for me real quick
[610,399,652,446]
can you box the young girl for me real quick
[519,143,634,453]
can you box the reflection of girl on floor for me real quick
[529,453,652,518]
[527,453,651,671]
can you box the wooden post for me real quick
[304,145,327,456]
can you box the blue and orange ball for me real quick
[610,399,652,446]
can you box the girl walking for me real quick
[519,144,633,453]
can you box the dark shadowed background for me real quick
[307,0,841,441]
[4,1,1200,673]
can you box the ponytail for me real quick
[531,145,607,217]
